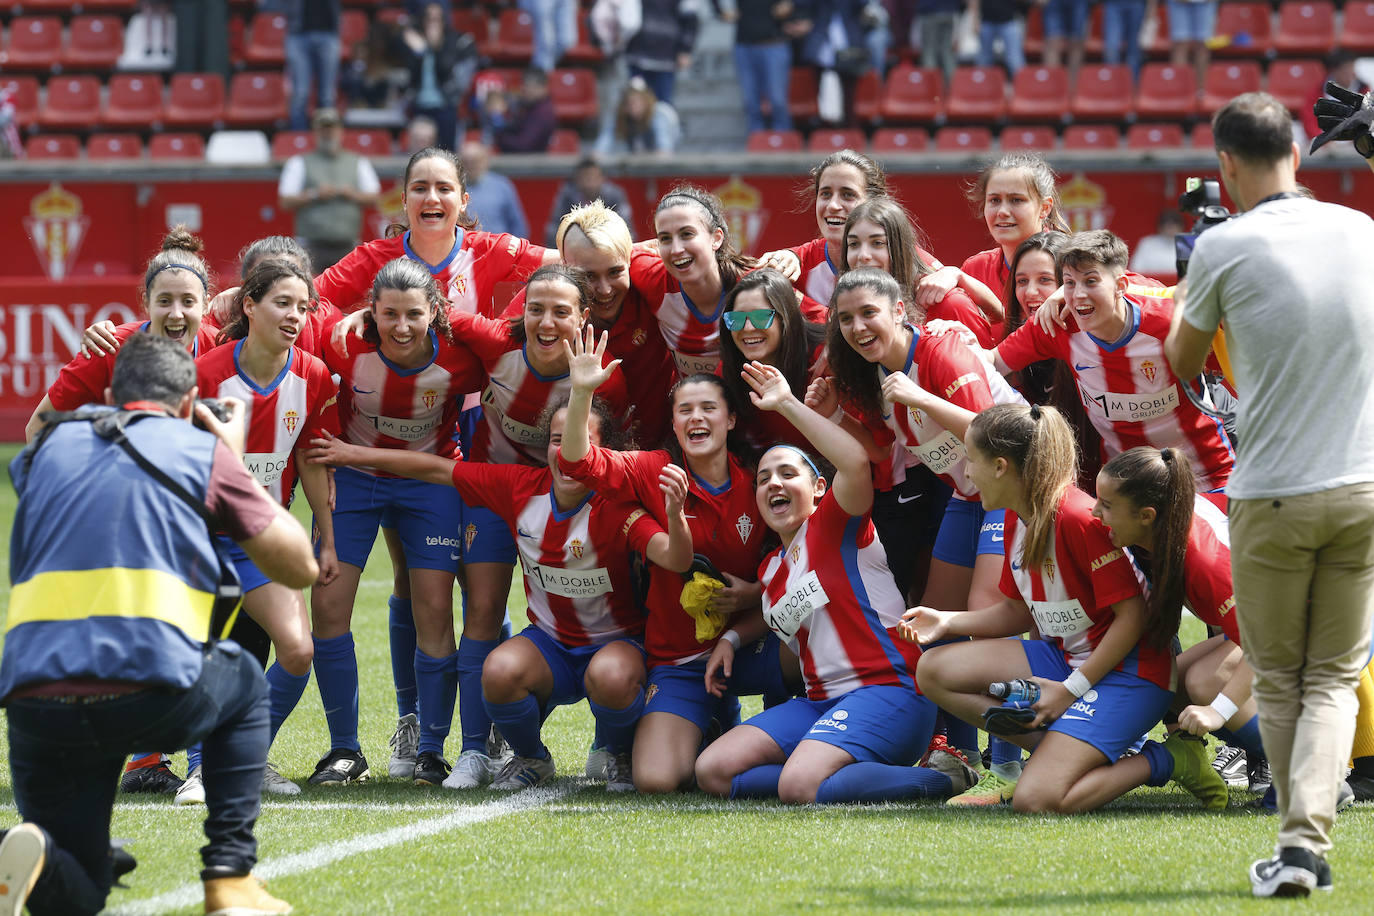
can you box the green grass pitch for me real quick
[0,443,1370,914]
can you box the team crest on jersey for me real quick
[421,389,438,410]
[506,236,520,257]
[569,538,584,559]
[1043,557,1056,582]
[736,513,754,543]
[464,523,478,552]
[645,684,659,704]
[451,274,468,298]
[788,542,802,563]
[1140,360,1157,383]
[282,409,299,435]
[632,328,647,347]
[908,406,924,426]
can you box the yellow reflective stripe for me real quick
[7,567,215,640]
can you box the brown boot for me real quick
[204,873,292,915]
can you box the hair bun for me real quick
[161,226,205,255]
[1160,448,1174,463]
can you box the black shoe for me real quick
[1250,846,1319,898]
[413,751,451,786]
[1315,857,1332,892]
[111,844,137,887]
[120,761,183,794]
[1347,771,1374,801]
[308,748,371,786]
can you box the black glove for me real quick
[1310,81,1374,158]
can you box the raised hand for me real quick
[804,375,839,416]
[881,370,927,409]
[562,324,620,394]
[659,463,689,516]
[742,360,794,413]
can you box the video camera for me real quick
[1174,178,1235,279]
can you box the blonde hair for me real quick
[557,200,633,262]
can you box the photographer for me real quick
[1165,91,1374,899]
[0,334,317,916]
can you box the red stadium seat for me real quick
[808,128,866,152]
[38,75,101,129]
[103,74,165,128]
[945,67,1007,124]
[472,68,522,98]
[1341,1,1374,53]
[225,72,289,128]
[1200,60,1262,116]
[1134,64,1199,120]
[1211,2,1274,58]
[1000,125,1057,151]
[1126,123,1185,150]
[451,7,491,44]
[563,16,604,65]
[1008,66,1069,122]
[548,128,581,153]
[788,67,820,123]
[1024,6,1045,59]
[69,0,139,9]
[870,127,930,152]
[1069,65,1133,121]
[88,133,143,159]
[1274,2,1335,56]
[0,76,39,127]
[339,9,370,56]
[62,15,124,70]
[1062,125,1121,151]
[342,127,393,156]
[271,129,315,159]
[1144,4,1173,59]
[1191,122,1215,150]
[746,129,804,152]
[934,125,994,152]
[4,16,61,72]
[25,134,80,159]
[149,132,206,159]
[243,12,288,67]
[1266,59,1323,114]
[878,64,944,124]
[852,71,882,124]
[487,9,534,63]
[549,68,598,124]
[166,73,226,129]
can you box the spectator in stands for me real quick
[172,0,230,79]
[544,157,634,245]
[285,0,343,131]
[1042,0,1089,78]
[1167,0,1215,87]
[1101,0,1153,79]
[915,0,965,84]
[487,68,558,153]
[399,0,478,150]
[340,18,405,119]
[277,107,382,272]
[405,114,440,154]
[972,0,1027,76]
[1129,209,1183,282]
[725,0,803,134]
[460,139,530,239]
[794,0,883,125]
[529,0,579,73]
[594,75,682,156]
[625,0,701,106]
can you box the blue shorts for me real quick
[1043,0,1091,37]
[744,684,934,765]
[329,465,461,573]
[932,499,1006,568]
[519,625,645,710]
[1167,0,1217,42]
[217,535,271,594]
[643,633,791,733]
[1021,639,1172,761]
[458,499,517,565]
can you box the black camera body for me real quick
[1174,177,1236,279]
[194,397,233,427]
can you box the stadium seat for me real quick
[339,9,370,56]
[870,127,930,152]
[342,127,392,156]
[225,72,289,128]
[1069,65,1133,121]
[1343,2,1374,53]
[1126,123,1186,150]
[548,128,581,153]
[1274,2,1335,56]
[103,73,164,128]
[206,129,272,164]
[166,73,226,129]
[88,133,143,159]
[852,70,881,124]
[1000,125,1057,151]
[1023,6,1045,59]
[934,125,994,152]
[562,16,603,65]
[243,13,288,67]
[1144,4,1173,59]
[451,7,491,44]
[1008,66,1069,122]
[1083,4,1106,58]
[149,132,205,159]
[271,130,315,159]
[1062,124,1121,151]
[746,129,804,152]
[1211,3,1273,58]
[549,68,598,124]
[1134,63,1198,120]
[488,9,534,63]
[1266,59,1323,114]
[1200,61,1262,116]
[38,75,102,129]
[878,64,944,124]
[808,128,866,152]
[788,67,820,123]
[78,0,140,8]
[0,76,39,127]
[117,9,176,71]
[4,16,62,72]
[25,134,80,159]
[945,67,1007,124]
[62,15,124,70]
[1191,122,1215,150]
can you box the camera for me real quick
[194,397,233,428]
[1174,177,1235,279]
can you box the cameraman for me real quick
[0,334,317,916]
[1165,92,1374,898]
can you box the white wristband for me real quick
[1063,668,1092,698]
[720,629,741,651]
[1208,693,1238,723]
[828,405,846,425]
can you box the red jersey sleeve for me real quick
[798,291,828,323]
[314,242,384,313]
[299,353,341,442]
[557,444,666,509]
[996,315,1069,372]
[447,310,520,365]
[618,501,667,555]
[450,461,547,526]
[1183,519,1240,644]
[925,287,994,350]
[47,322,145,410]
[789,238,827,267]
[501,286,526,320]
[918,332,997,413]
[1062,506,1143,611]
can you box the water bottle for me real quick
[988,679,1040,704]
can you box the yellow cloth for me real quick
[679,572,727,643]
[1352,659,1374,763]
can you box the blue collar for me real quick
[548,487,594,521]
[402,227,464,274]
[378,328,440,376]
[1086,299,1142,352]
[232,339,293,395]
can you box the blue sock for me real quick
[484,694,546,759]
[730,764,783,799]
[313,633,360,752]
[1141,739,1173,786]
[265,662,310,745]
[187,743,202,772]
[589,689,645,754]
[500,612,513,641]
[943,714,980,758]
[388,596,418,718]
[592,720,608,750]
[457,636,499,752]
[415,649,458,756]
[1218,715,1266,760]
[990,736,1021,765]
[815,762,953,803]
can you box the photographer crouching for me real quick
[0,333,317,916]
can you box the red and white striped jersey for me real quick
[876,326,1025,500]
[450,462,660,646]
[1000,487,1171,688]
[46,322,218,412]
[558,444,769,667]
[314,229,546,318]
[203,298,343,357]
[760,490,919,700]
[196,341,339,506]
[321,329,484,468]
[450,311,630,465]
[997,292,1234,491]
[1180,495,1238,645]
[788,237,943,308]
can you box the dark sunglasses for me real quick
[722,309,777,332]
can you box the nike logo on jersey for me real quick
[1010,559,1022,570]
[1060,714,1092,722]
[351,385,376,394]
[449,552,460,561]
[1073,363,1097,372]
[896,494,922,504]
[516,528,536,538]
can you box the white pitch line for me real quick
[106,784,574,916]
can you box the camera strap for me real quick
[1254,191,1304,206]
